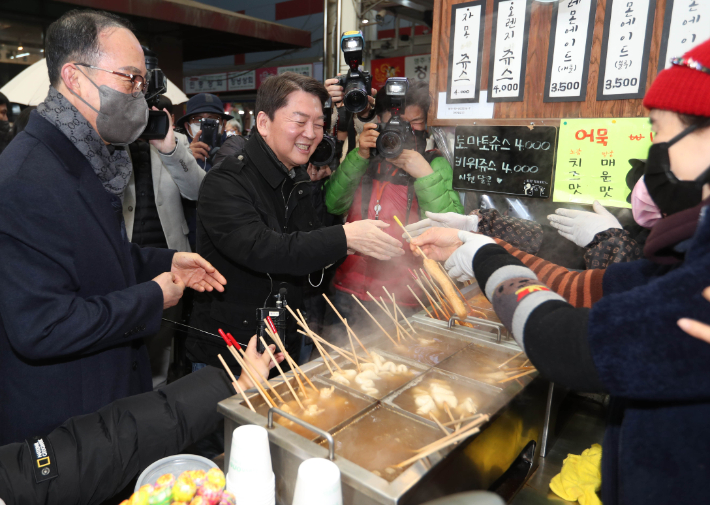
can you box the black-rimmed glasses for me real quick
[75,63,149,97]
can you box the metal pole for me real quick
[335,0,342,74]
[323,0,329,78]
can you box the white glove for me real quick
[444,231,495,282]
[403,211,479,240]
[547,200,622,247]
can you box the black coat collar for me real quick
[244,132,310,188]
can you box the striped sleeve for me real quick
[494,239,605,308]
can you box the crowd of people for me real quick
[1,7,710,505]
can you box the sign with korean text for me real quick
[256,67,278,88]
[553,118,653,208]
[183,73,227,94]
[597,0,657,100]
[487,0,531,102]
[544,0,597,102]
[278,64,313,77]
[453,126,558,197]
[405,54,432,83]
[657,0,710,73]
[447,0,487,104]
[227,70,256,91]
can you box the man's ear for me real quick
[256,111,270,138]
[60,63,82,96]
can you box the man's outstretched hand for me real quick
[171,252,227,293]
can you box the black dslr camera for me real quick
[309,97,336,167]
[140,46,170,140]
[374,77,415,159]
[335,31,372,114]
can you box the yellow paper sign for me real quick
[553,118,653,208]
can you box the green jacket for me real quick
[324,149,464,217]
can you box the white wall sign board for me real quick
[227,70,256,91]
[437,90,495,119]
[488,0,532,102]
[405,54,432,82]
[657,0,710,73]
[447,0,487,103]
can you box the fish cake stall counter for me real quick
[218,308,551,504]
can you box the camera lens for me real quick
[343,80,369,113]
[310,135,336,166]
[376,130,404,158]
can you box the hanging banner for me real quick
[227,70,256,91]
[405,54,432,83]
[552,118,653,208]
[278,64,313,77]
[597,0,657,101]
[544,0,597,102]
[183,73,227,94]
[657,0,710,73]
[487,0,532,102]
[447,0,487,104]
[371,56,406,90]
[256,67,278,88]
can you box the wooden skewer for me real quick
[396,426,481,468]
[351,294,399,346]
[383,287,418,335]
[345,318,361,373]
[455,413,465,432]
[497,351,525,369]
[421,269,452,318]
[227,345,276,407]
[415,277,446,319]
[218,354,256,412]
[408,285,433,318]
[418,415,490,454]
[259,336,305,410]
[285,305,344,372]
[440,413,488,429]
[441,263,477,315]
[498,369,537,384]
[394,215,428,259]
[311,335,334,374]
[443,403,456,425]
[429,412,449,436]
[521,359,530,368]
[503,366,536,373]
[297,329,360,367]
[267,326,319,394]
[264,326,309,398]
[372,293,413,340]
[321,294,373,360]
[235,346,283,405]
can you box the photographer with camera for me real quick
[176,93,232,171]
[324,77,463,321]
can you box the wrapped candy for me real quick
[197,481,222,505]
[188,470,206,487]
[205,468,225,491]
[218,491,236,505]
[172,474,197,502]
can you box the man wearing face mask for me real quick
[0,10,226,445]
[176,93,231,172]
[187,72,404,371]
[323,80,463,320]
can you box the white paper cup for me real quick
[292,458,342,505]
[228,425,272,476]
[228,470,275,505]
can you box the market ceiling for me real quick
[2,0,312,61]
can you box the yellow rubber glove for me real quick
[549,443,602,505]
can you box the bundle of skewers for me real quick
[495,350,537,384]
[392,216,488,325]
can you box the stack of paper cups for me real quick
[292,458,342,505]
[227,425,275,505]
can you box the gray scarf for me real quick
[37,86,132,197]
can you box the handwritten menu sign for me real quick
[487,0,531,102]
[544,0,597,102]
[447,0,486,104]
[657,0,710,73]
[553,118,653,208]
[597,0,656,100]
[227,70,256,91]
[452,126,557,198]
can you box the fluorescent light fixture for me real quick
[15,52,29,58]
[238,110,245,114]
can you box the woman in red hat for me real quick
[411,39,710,505]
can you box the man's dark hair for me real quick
[155,95,173,112]
[11,106,36,137]
[255,72,329,120]
[0,92,9,108]
[45,10,133,87]
[375,80,432,118]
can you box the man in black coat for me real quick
[188,72,404,369]
[0,10,225,445]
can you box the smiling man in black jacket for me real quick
[188,72,404,370]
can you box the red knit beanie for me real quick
[644,38,710,116]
